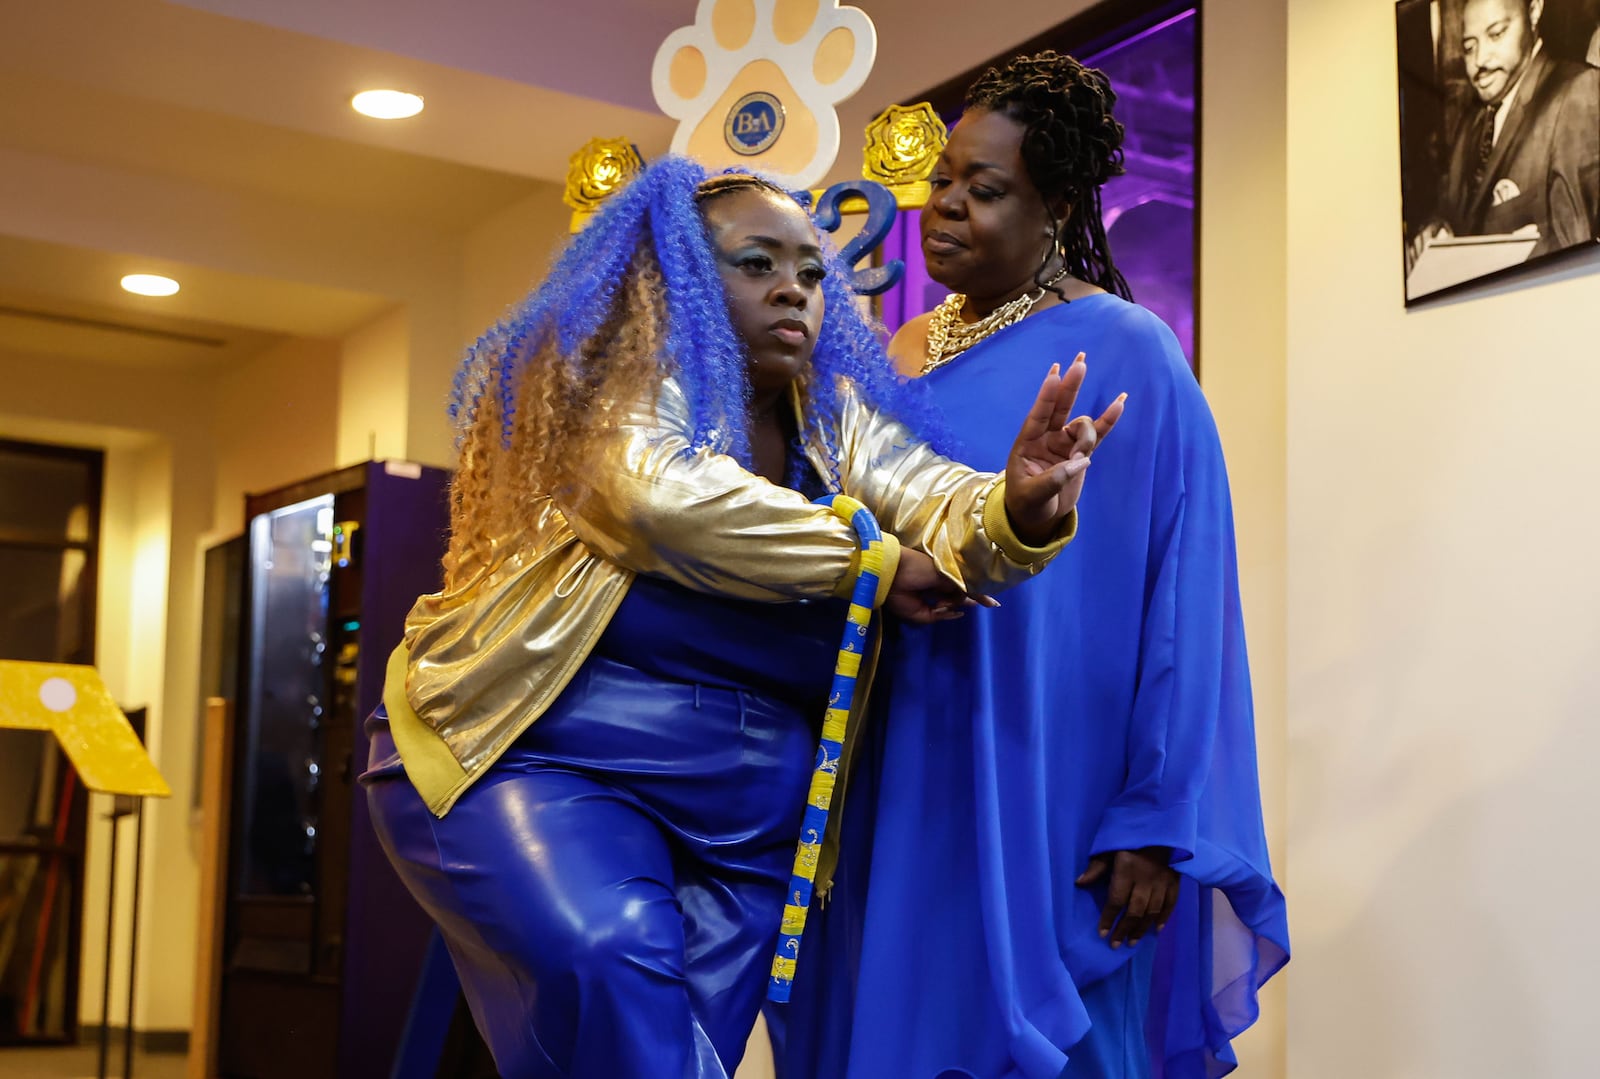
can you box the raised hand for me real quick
[1004,354,1125,546]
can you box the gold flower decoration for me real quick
[863,103,946,186]
[563,138,644,212]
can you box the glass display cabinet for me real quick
[217,461,449,1079]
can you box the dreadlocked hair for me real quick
[965,50,1134,301]
[441,156,944,588]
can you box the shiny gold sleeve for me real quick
[831,383,1074,595]
[557,380,884,602]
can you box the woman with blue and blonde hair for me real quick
[360,156,1122,1079]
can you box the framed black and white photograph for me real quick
[1396,0,1600,303]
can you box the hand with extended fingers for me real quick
[1003,353,1125,547]
[884,352,1125,624]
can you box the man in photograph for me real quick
[1413,0,1599,263]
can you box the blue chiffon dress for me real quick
[776,296,1288,1079]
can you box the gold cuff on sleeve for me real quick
[981,478,1078,567]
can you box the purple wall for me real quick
[876,9,1197,364]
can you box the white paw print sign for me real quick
[652,0,878,190]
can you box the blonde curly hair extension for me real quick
[442,244,667,589]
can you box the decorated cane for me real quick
[768,493,885,1004]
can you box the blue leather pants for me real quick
[365,654,816,1079]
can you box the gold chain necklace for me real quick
[921,267,1069,375]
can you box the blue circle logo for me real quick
[725,92,785,156]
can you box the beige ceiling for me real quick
[0,232,400,372]
[0,69,542,232]
[0,0,677,186]
[0,0,1101,380]
[0,300,281,374]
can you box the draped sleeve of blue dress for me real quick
[774,296,1288,1079]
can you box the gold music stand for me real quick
[0,660,169,1079]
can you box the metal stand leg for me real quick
[124,798,145,1079]
[97,801,121,1079]
[97,795,141,1079]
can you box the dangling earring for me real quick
[1039,218,1061,271]
[1035,227,1069,291]
[1055,203,1074,264]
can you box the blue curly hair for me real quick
[444,155,944,580]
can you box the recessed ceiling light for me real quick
[121,274,179,297]
[352,89,424,120]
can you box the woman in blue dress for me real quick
[360,157,1122,1079]
[776,51,1289,1079]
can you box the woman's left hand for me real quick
[1004,354,1125,546]
[1076,847,1180,948]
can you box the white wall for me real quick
[77,435,175,1036]
[359,181,575,473]
[338,306,410,467]
[1200,0,1290,1071]
[458,182,571,346]
[212,336,342,534]
[1285,2,1600,1077]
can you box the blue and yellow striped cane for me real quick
[768,493,885,1004]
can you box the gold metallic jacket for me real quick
[382,377,1072,889]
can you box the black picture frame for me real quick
[1395,0,1600,305]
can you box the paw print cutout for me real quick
[652,0,877,190]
